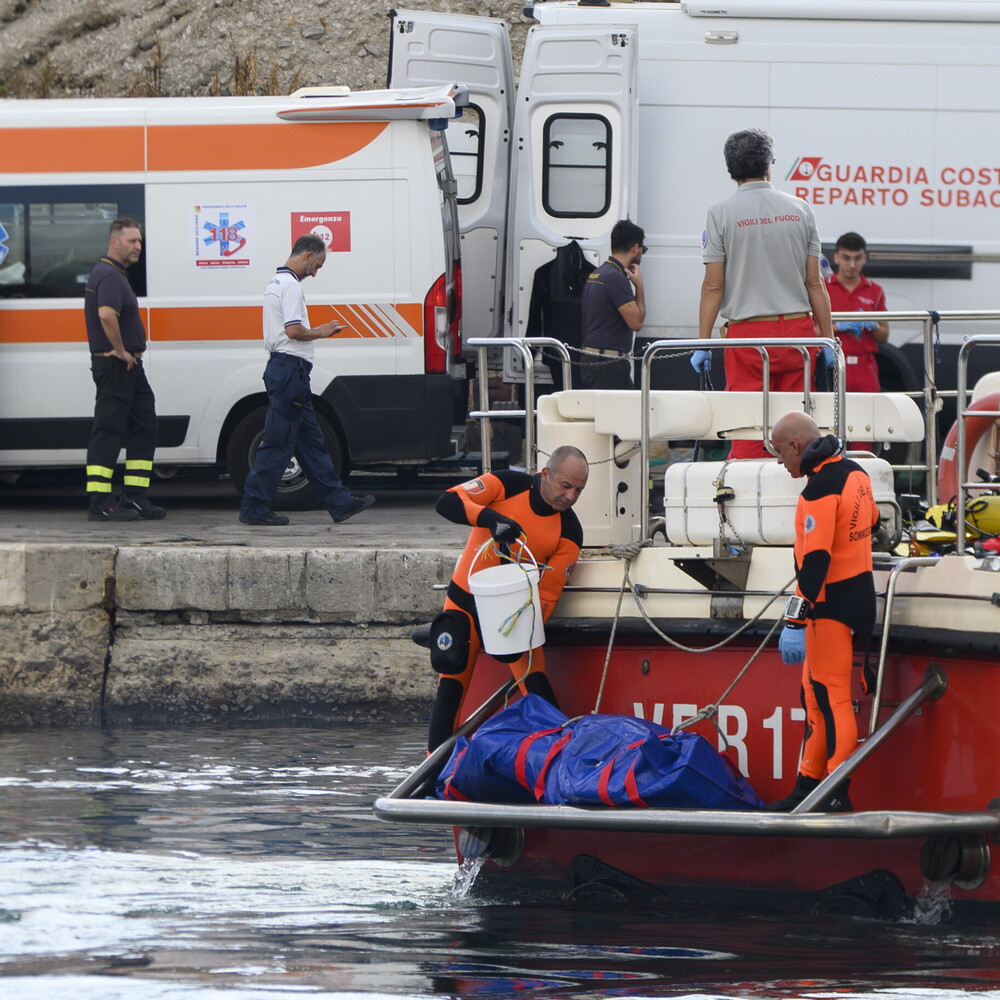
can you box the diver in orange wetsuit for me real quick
[426,445,589,751]
[769,412,880,812]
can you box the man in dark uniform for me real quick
[426,445,589,750]
[579,220,646,389]
[769,411,880,812]
[83,216,164,522]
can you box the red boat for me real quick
[375,335,1000,921]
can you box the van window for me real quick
[541,113,612,218]
[448,104,484,204]
[0,185,145,298]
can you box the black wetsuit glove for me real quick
[477,509,523,546]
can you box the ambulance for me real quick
[0,83,465,504]
[388,0,1000,394]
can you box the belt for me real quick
[581,346,628,357]
[92,351,143,358]
[269,351,313,374]
[736,312,809,323]
[270,351,311,366]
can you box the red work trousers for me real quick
[724,315,817,460]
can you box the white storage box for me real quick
[664,458,896,546]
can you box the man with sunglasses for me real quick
[579,219,647,389]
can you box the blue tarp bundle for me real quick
[436,695,764,810]
[436,695,570,803]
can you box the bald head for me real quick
[771,412,821,479]
[539,445,589,511]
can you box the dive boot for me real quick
[768,773,820,811]
[769,774,853,812]
[817,779,852,813]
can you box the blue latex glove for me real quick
[838,320,864,338]
[778,625,806,665]
[691,349,712,373]
[861,318,879,332]
[819,344,836,368]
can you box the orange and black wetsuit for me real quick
[792,435,880,778]
[427,470,583,750]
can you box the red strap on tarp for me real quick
[532,731,573,801]
[514,726,571,799]
[597,738,649,808]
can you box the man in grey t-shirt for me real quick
[695,128,833,459]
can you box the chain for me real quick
[830,360,840,440]
[535,344,697,368]
[534,445,631,468]
[711,459,748,551]
[530,345,699,468]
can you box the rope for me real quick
[591,527,795,715]
[609,539,647,562]
[629,568,795,655]
[670,616,783,745]
[592,539,651,713]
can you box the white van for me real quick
[388,0,1000,393]
[0,84,465,504]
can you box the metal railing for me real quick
[867,555,943,735]
[467,311,1000,507]
[827,308,1000,506]
[467,337,571,475]
[639,336,845,541]
[956,336,1000,550]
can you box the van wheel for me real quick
[226,406,348,511]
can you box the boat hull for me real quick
[440,630,1000,916]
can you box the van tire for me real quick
[226,405,348,511]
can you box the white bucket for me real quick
[468,547,545,657]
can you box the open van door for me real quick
[506,23,638,373]
[389,9,515,342]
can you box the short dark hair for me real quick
[723,128,774,182]
[610,219,645,254]
[109,216,142,238]
[291,234,327,257]
[835,231,868,254]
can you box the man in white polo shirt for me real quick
[239,234,374,526]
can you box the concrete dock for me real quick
[0,479,472,728]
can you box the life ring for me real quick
[936,391,1000,502]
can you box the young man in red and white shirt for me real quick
[826,232,889,452]
[826,231,889,394]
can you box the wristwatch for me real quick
[784,595,811,625]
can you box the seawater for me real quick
[2,722,1000,1000]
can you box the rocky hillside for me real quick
[0,0,529,98]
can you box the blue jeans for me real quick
[240,352,353,517]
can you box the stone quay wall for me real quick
[0,543,456,728]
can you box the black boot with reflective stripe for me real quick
[88,495,140,522]
[121,493,166,519]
